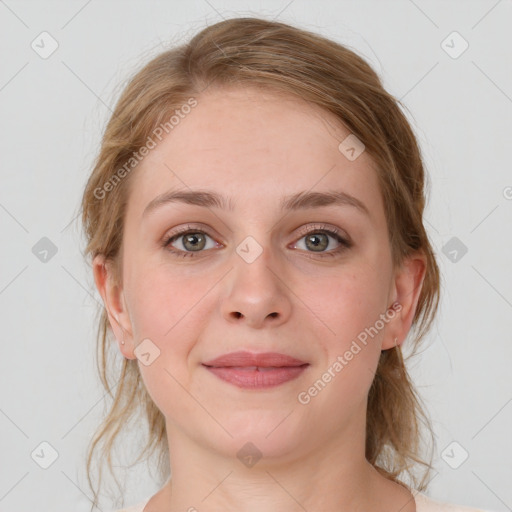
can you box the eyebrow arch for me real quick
[142,188,370,217]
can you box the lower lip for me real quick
[203,365,309,389]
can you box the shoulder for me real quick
[110,498,150,512]
[414,491,494,512]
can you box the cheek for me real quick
[126,261,207,342]
[130,267,206,419]
[297,271,387,413]
[299,262,390,400]
[303,264,390,342]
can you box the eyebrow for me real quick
[142,189,370,217]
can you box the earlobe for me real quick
[92,254,135,359]
[382,252,427,351]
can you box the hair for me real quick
[81,16,440,510]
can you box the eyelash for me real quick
[162,223,352,259]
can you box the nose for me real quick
[220,245,292,329]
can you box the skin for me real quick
[93,85,425,512]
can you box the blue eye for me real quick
[163,226,218,258]
[162,223,352,259]
[293,228,351,256]
[292,224,352,258]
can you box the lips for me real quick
[202,351,307,368]
[202,351,309,389]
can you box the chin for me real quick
[215,413,304,460]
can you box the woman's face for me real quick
[95,85,424,462]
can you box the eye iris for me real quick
[183,233,206,251]
[306,233,328,251]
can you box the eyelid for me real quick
[293,222,350,242]
[162,222,352,257]
[290,223,352,256]
[163,223,221,242]
[163,223,347,244]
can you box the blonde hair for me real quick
[81,16,440,509]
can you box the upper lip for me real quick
[202,351,308,368]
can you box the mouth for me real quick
[217,366,300,371]
[202,350,307,368]
[202,351,309,389]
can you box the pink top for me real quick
[112,491,493,512]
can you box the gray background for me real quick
[0,1,511,511]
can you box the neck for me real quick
[144,421,416,512]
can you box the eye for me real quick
[162,223,352,259]
[292,224,352,258]
[162,225,220,258]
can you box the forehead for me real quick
[126,85,384,224]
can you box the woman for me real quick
[81,17,491,512]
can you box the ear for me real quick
[92,254,136,359]
[381,251,427,350]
